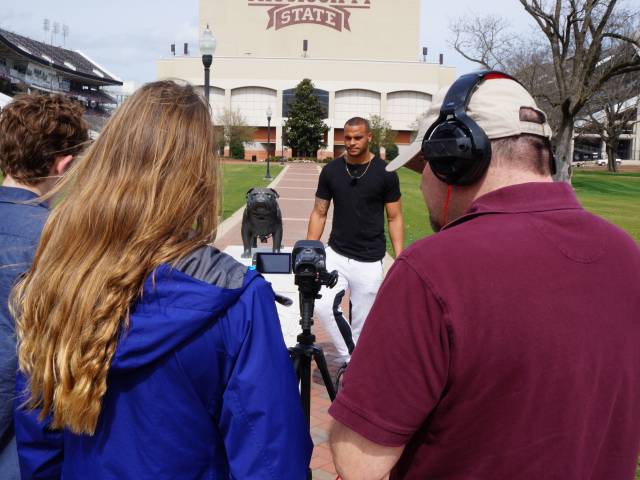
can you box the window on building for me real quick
[282,88,329,118]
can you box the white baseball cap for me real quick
[387,76,552,171]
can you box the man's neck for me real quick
[444,168,553,228]
[473,169,553,202]
[345,152,373,165]
[1,175,47,196]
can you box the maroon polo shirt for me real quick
[329,182,640,479]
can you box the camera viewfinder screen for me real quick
[255,253,292,274]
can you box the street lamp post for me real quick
[199,24,217,105]
[265,106,273,179]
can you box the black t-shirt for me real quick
[316,156,401,262]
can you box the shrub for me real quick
[385,144,399,161]
[230,141,245,159]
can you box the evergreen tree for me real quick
[283,79,329,158]
[229,140,245,160]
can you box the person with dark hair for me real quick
[307,116,403,367]
[12,80,311,479]
[328,73,640,479]
[0,93,88,480]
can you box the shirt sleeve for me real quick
[315,164,332,201]
[218,278,312,479]
[0,310,16,445]
[329,258,450,447]
[383,170,401,204]
[14,371,64,480]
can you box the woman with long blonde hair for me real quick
[12,80,311,479]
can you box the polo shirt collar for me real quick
[0,186,49,208]
[442,182,582,231]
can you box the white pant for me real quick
[315,247,384,363]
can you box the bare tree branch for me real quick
[450,0,640,181]
[448,15,513,70]
[216,108,256,155]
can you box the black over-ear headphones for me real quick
[422,71,518,186]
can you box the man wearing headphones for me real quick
[327,72,640,479]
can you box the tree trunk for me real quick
[606,145,618,173]
[554,119,574,183]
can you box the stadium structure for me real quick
[0,28,122,131]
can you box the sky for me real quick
[1,0,535,85]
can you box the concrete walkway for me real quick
[215,163,341,479]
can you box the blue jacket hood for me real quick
[111,263,261,371]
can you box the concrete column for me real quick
[326,90,336,157]
[379,92,389,159]
[225,88,232,111]
[380,91,388,119]
[275,89,283,154]
[223,89,232,157]
[328,90,336,126]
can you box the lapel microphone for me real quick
[350,178,357,186]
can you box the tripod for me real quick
[288,277,337,480]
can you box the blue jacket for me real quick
[0,187,49,480]
[15,245,312,479]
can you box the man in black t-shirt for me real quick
[307,117,403,364]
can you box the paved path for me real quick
[215,163,341,478]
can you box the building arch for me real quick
[386,90,432,129]
[230,86,277,126]
[334,89,381,126]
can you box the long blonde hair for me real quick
[12,80,220,434]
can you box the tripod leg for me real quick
[290,354,301,380]
[289,347,313,480]
[312,347,337,401]
[298,355,311,428]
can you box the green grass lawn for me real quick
[571,170,640,241]
[386,169,640,255]
[384,168,434,255]
[2,165,636,244]
[221,162,283,219]
[0,162,283,221]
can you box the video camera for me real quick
[254,240,338,291]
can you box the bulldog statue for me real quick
[241,187,283,258]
